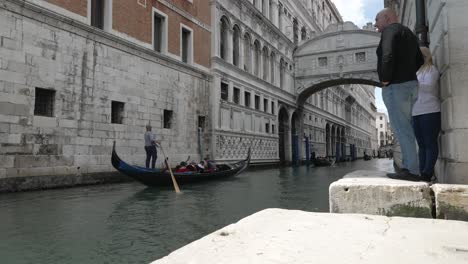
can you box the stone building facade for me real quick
[385,0,468,184]
[210,0,376,163]
[376,112,392,148]
[0,0,212,191]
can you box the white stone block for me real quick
[152,209,468,264]
[444,162,468,185]
[440,130,468,163]
[432,184,468,221]
[329,170,432,217]
[32,116,57,128]
[0,155,14,168]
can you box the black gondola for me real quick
[111,142,250,187]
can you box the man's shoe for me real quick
[387,170,421,182]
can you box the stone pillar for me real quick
[239,30,245,70]
[228,81,234,103]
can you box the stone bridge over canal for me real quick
[294,22,382,107]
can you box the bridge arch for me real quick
[294,22,382,106]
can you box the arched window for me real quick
[301,27,307,40]
[270,52,276,84]
[233,25,241,66]
[280,58,285,89]
[243,33,252,72]
[293,18,299,44]
[254,40,261,77]
[262,47,269,81]
[269,0,274,20]
[220,17,229,60]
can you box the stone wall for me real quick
[0,1,212,191]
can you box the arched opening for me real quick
[220,17,229,60]
[301,27,307,41]
[232,25,241,67]
[254,40,261,77]
[279,58,285,89]
[262,46,269,81]
[243,33,252,72]
[270,52,276,85]
[278,107,289,163]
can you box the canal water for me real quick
[0,159,393,264]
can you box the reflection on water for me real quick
[0,159,393,264]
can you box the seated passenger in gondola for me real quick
[175,161,189,173]
[204,155,217,173]
[197,161,206,173]
[186,161,197,172]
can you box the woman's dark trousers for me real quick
[412,112,441,176]
[145,146,157,169]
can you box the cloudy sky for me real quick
[333,0,387,114]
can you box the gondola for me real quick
[111,142,251,187]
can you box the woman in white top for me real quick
[412,47,441,182]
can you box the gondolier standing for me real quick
[144,125,160,169]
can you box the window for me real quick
[271,124,275,134]
[220,17,229,60]
[221,82,229,101]
[318,57,328,67]
[255,95,260,110]
[301,27,307,40]
[271,101,275,114]
[154,13,165,52]
[244,92,251,107]
[380,124,383,128]
[244,33,252,72]
[233,26,241,66]
[280,58,285,88]
[380,116,383,120]
[181,27,192,63]
[91,0,105,29]
[263,98,268,112]
[355,52,366,63]
[270,52,276,84]
[111,101,124,124]
[233,87,240,104]
[254,41,261,77]
[34,88,55,117]
[198,116,206,131]
[265,123,270,133]
[163,110,173,129]
[262,47,269,81]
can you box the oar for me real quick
[159,144,181,193]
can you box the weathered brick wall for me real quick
[44,0,88,17]
[0,1,212,188]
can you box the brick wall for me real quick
[45,0,88,17]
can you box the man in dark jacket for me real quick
[375,8,424,181]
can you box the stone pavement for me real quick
[152,209,468,264]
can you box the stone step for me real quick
[329,170,468,221]
[151,209,468,264]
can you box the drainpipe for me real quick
[415,0,429,47]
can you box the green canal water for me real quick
[0,159,393,264]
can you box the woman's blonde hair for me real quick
[418,46,433,73]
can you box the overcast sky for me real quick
[333,0,387,114]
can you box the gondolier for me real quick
[144,125,160,169]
